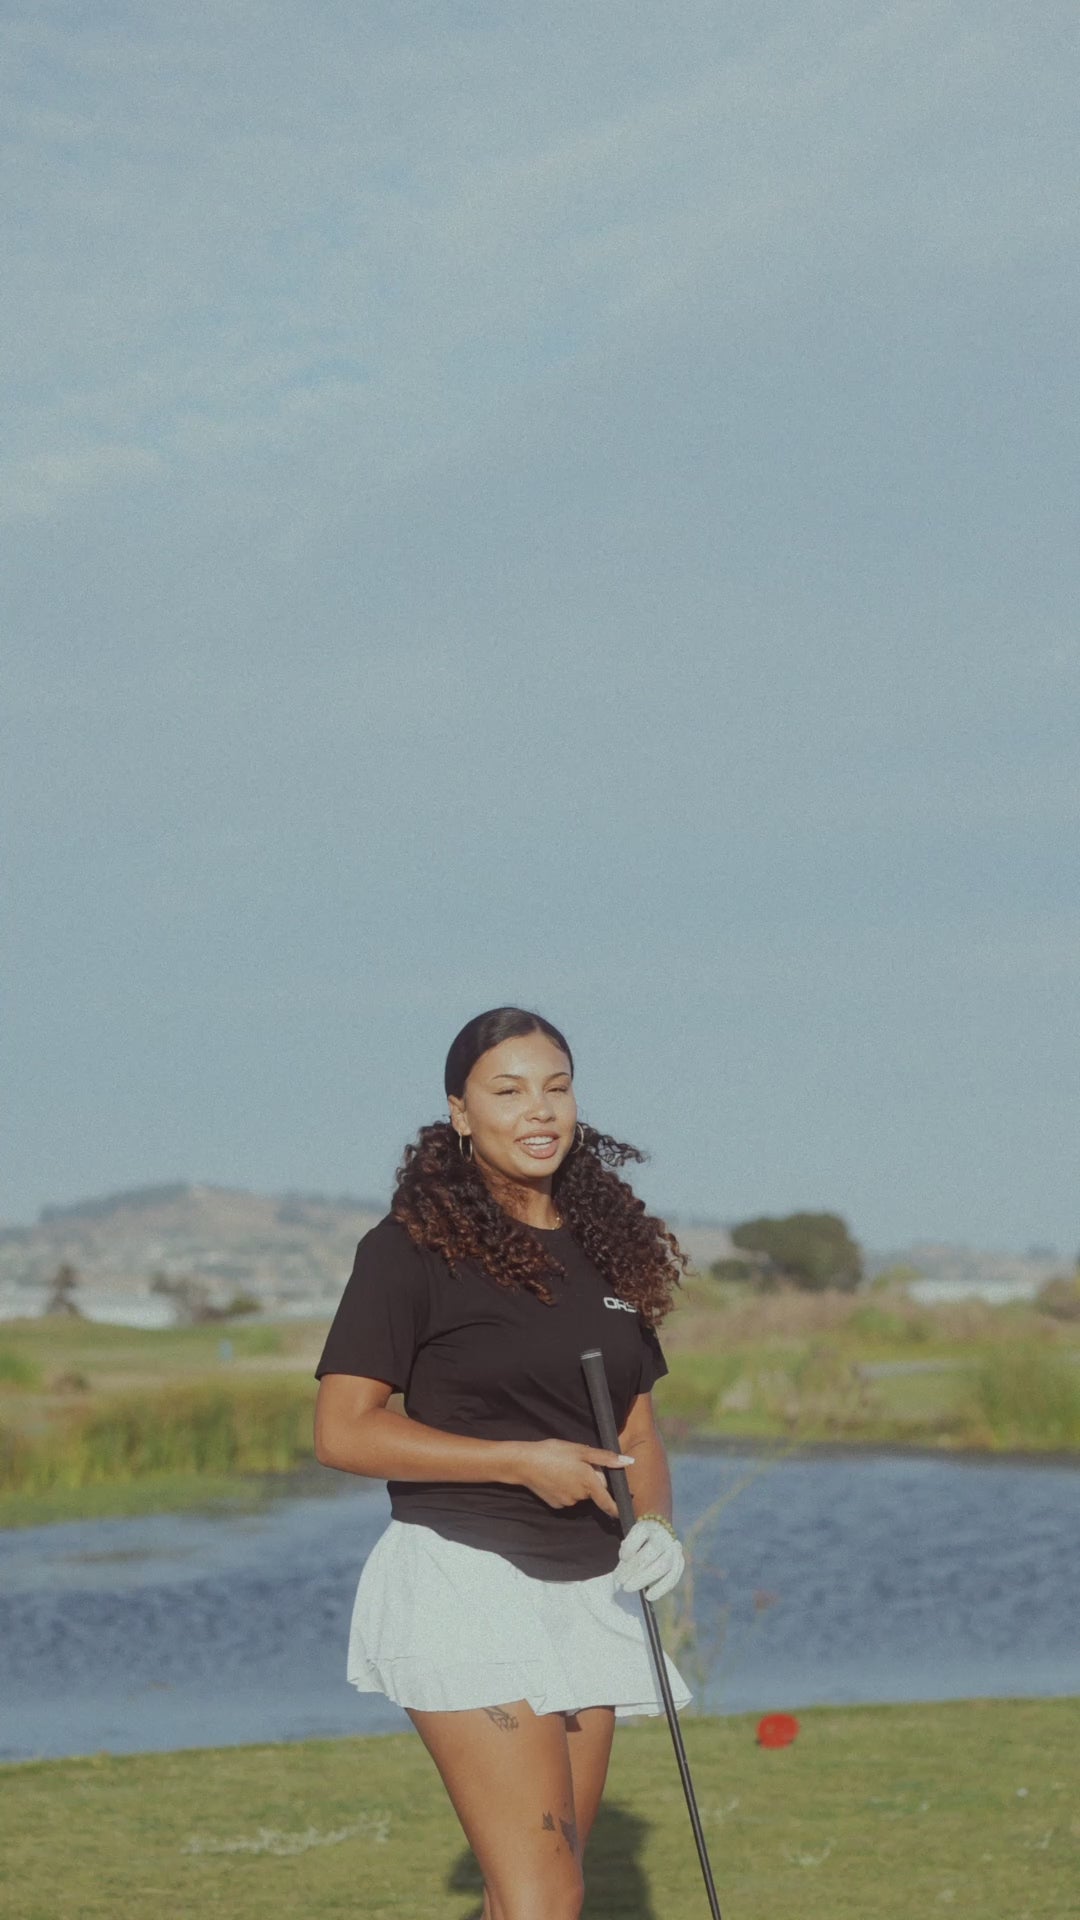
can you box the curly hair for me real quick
[389,1007,688,1328]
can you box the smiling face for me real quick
[448,1027,577,1198]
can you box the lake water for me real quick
[2,1447,1078,1763]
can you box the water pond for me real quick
[1,1446,1077,1762]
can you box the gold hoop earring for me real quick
[457,1131,473,1161]
[572,1121,585,1152]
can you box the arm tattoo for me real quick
[482,1705,520,1731]
[542,1811,556,1831]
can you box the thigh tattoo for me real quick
[482,1705,520,1731]
[541,1810,579,1856]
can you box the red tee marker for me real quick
[756,1712,800,1748]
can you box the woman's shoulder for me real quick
[358,1211,420,1255]
[355,1212,442,1280]
[360,1210,411,1245]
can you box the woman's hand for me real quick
[613,1517,685,1601]
[515,1439,635,1518]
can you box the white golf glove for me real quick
[613,1516,685,1602]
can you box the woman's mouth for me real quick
[516,1134,560,1160]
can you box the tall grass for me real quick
[668,1279,1058,1353]
[650,1349,743,1433]
[970,1343,1080,1449]
[0,1348,42,1388]
[847,1302,934,1345]
[0,1377,315,1495]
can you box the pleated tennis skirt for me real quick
[347,1518,693,1720]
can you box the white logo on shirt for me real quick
[603,1296,637,1313]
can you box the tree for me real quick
[149,1272,260,1325]
[729,1212,863,1293]
[1035,1272,1080,1322]
[707,1255,768,1286]
[45,1262,83,1317]
[150,1271,217,1325]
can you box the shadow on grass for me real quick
[447,1800,657,1918]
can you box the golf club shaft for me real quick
[581,1348,723,1920]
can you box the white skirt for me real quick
[347,1518,693,1721]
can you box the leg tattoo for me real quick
[482,1705,520,1731]
[541,1809,578,1855]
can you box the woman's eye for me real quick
[494,1086,569,1096]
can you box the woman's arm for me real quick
[315,1373,526,1484]
[618,1391,673,1525]
[315,1375,632,1519]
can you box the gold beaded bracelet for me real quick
[637,1510,678,1539]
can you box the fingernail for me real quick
[619,1454,635,1464]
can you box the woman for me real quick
[314,1006,692,1920]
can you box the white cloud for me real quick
[5,3,1077,518]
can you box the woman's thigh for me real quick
[407,1698,584,1920]
[564,1706,616,1849]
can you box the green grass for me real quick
[0,1469,288,1530]
[0,1315,288,1382]
[969,1343,1080,1449]
[0,1376,315,1495]
[653,1311,1080,1454]
[0,1315,316,1526]
[2,1699,1076,1917]
[2,1295,1078,1533]
[0,1346,43,1387]
[846,1302,936,1345]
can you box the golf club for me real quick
[581,1347,723,1920]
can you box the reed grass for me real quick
[2,1285,1078,1530]
[667,1276,1063,1351]
[0,1470,289,1529]
[968,1342,1080,1449]
[655,1326,1080,1451]
[0,1376,315,1495]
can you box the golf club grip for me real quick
[580,1348,636,1533]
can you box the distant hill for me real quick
[0,1183,385,1320]
[33,1182,385,1227]
[0,1185,1066,1323]
[0,1185,741,1322]
[0,1189,739,1295]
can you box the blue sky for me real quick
[4,2,1078,1253]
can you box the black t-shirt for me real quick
[314,1213,669,1580]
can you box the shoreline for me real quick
[5,1689,1080,1773]
[3,1427,1078,1532]
[665,1429,1080,1471]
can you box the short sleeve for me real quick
[314,1217,430,1392]
[636,1320,669,1395]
